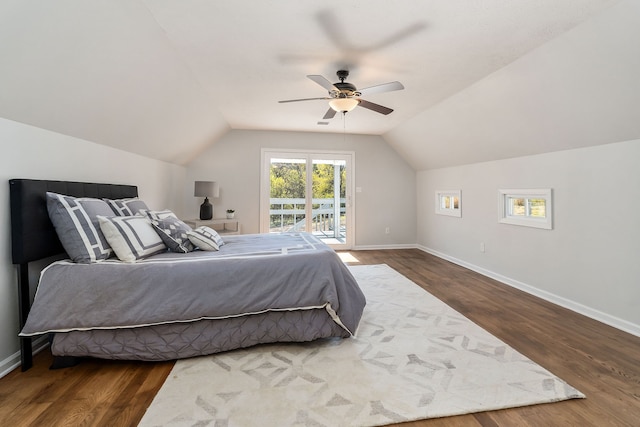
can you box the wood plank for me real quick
[0,249,638,426]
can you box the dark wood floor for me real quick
[1,249,639,426]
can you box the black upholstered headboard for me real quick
[8,178,138,370]
[9,179,138,265]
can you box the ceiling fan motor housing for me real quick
[330,69,360,98]
[331,82,360,98]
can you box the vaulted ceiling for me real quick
[1,0,638,169]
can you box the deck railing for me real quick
[269,197,346,236]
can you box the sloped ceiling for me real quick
[0,0,636,169]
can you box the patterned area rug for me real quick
[139,264,584,427]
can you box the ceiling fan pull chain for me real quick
[343,112,347,144]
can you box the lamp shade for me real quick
[194,181,219,198]
[329,97,360,113]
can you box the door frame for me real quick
[260,148,355,250]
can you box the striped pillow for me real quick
[106,198,149,216]
[46,192,114,263]
[187,226,225,251]
[140,209,178,221]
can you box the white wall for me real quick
[0,118,186,374]
[417,139,640,334]
[186,129,417,248]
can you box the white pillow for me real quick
[98,215,166,262]
[187,226,225,251]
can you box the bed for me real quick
[10,179,366,370]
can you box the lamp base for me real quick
[199,197,213,220]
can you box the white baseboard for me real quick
[0,336,49,379]
[352,243,418,251]
[416,245,640,338]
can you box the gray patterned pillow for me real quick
[105,198,149,216]
[151,217,195,253]
[187,226,225,251]
[98,215,166,262]
[46,192,114,263]
[141,209,178,221]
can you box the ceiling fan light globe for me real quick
[329,98,360,113]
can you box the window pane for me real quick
[528,198,546,218]
[312,160,343,240]
[453,197,459,209]
[509,197,526,216]
[269,158,306,232]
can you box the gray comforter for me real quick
[21,233,366,337]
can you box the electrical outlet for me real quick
[385,227,390,234]
[480,242,485,253]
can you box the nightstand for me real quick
[184,218,241,235]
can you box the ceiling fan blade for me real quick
[366,23,427,52]
[323,108,337,120]
[278,97,330,103]
[358,81,404,96]
[358,99,394,115]
[307,75,338,92]
[316,10,352,52]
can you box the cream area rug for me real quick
[139,264,584,427]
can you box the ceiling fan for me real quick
[279,70,404,120]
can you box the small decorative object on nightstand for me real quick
[226,209,235,219]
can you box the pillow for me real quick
[106,198,149,216]
[187,226,225,251]
[140,209,178,221]
[151,217,195,253]
[98,215,166,262]
[46,192,114,263]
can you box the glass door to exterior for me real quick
[261,150,354,250]
[311,158,346,245]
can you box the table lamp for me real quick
[194,181,219,220]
